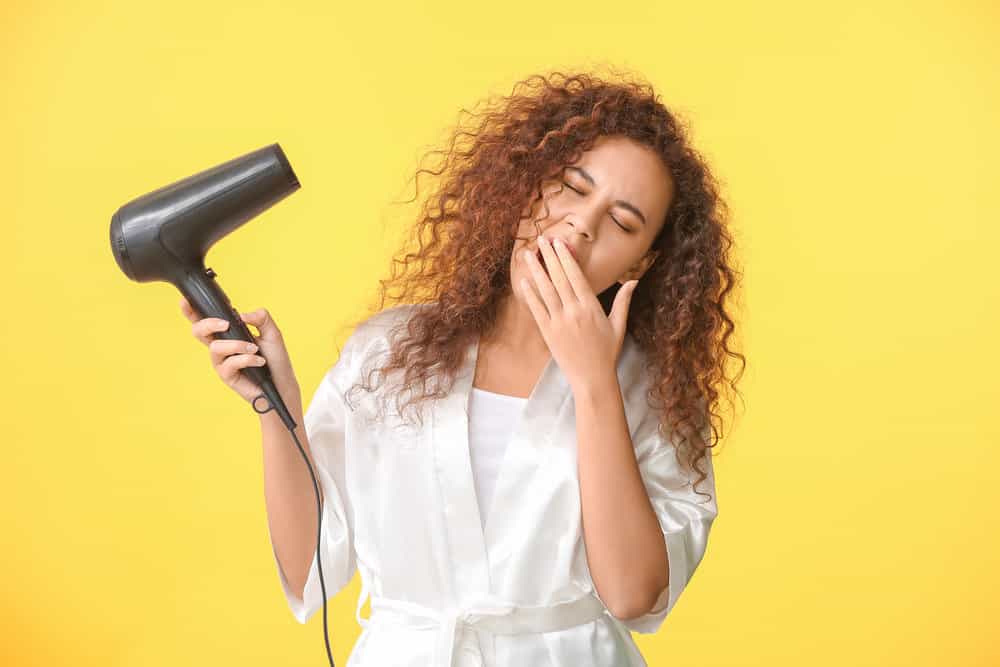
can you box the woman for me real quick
[183,69,744,667]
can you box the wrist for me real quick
[255,381,302,420]
[571,368,621,405]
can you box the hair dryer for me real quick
[109,143,301,431]
[109,143,341,667]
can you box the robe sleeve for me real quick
[618,407,719,635]
[272,331,361,624]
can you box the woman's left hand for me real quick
[519,235,639,393]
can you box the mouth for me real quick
[526,241,581,278]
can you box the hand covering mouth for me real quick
[535,246,550,277]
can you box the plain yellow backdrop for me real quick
[2,0,997,665]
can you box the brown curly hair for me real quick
[337,67,745,503]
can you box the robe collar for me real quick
[430,333,577,599]
[429,330,639,603]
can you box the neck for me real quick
[482,293,550,359]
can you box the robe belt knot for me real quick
[367,591,608,667]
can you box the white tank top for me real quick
[467,386,528,526]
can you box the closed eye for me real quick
[562,182,633,233]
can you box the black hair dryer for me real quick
[110,143,301,431]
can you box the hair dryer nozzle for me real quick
[110,143,300,284]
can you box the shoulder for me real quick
[618,332,652,388]
[349,302,428,346]
[616,333,661,434]
[321,303,428,396]
[338,302,429,369]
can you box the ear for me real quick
[617,248,660,285]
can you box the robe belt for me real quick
[365,591,609,667]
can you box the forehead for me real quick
[570,135,673,223]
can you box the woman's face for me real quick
[510,134,674,300]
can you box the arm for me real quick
[267,359,360,624]
[259,384,323,600]
[573,369,669,620]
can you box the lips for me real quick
[546,239,578,262]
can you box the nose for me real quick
[566,190,608,239]
[563,206,601,241]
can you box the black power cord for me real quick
[253,393,336,667]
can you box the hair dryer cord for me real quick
[285,419,338,667]
[252,394,274,415]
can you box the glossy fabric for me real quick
[467,387,525,526]
[272,303,719,666]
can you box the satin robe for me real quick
[272,303,718,666]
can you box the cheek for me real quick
[519,190,562,229]
[587,252,627,285]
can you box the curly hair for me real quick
[337,67,745,503]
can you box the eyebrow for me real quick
[564,166,647,226]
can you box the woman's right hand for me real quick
[180,297,300,406]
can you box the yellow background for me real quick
[3,0,997,665]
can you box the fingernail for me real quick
[246,343,258,352]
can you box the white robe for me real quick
[272,303,718,666]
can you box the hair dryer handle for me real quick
[178,266,298,431]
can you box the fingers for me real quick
[549,237,588,302]
[209,338,260,367]
[181,297,223,345]
[522,244,559,316]
[218,350,267,383]
[179,297,198,322]
[180,296,279,402]
[239,307,282,340]
[181,297,279,346]
[191,315,230,346]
